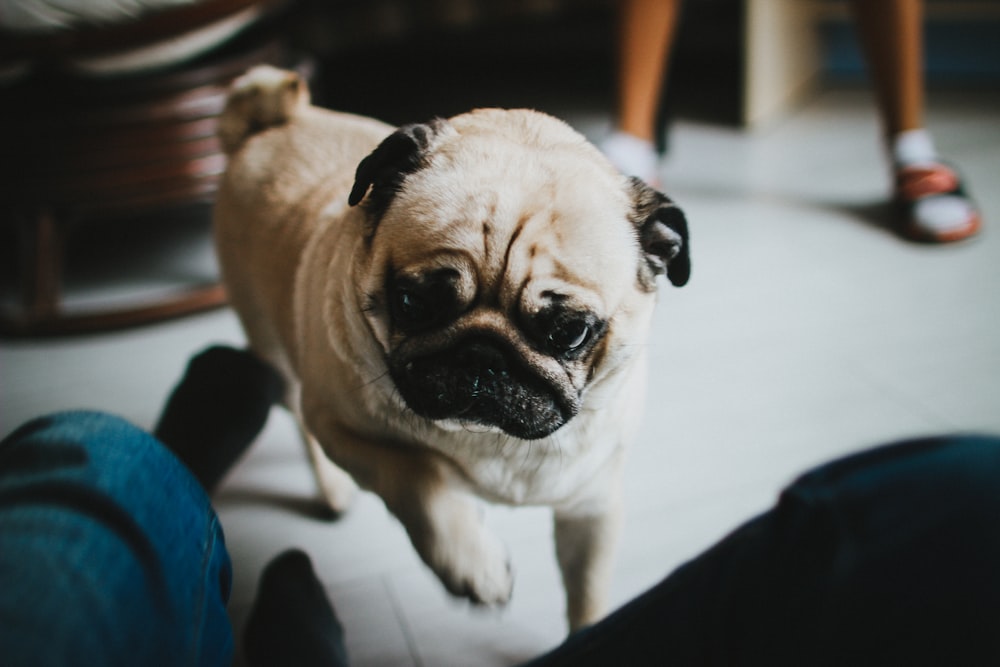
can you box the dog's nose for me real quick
[458,341,509,375]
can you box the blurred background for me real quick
[2,0,998,332]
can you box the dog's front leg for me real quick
[555,499,623,631]
[306,413,513,606]
[390,475,514,606]
[553,454,625,632]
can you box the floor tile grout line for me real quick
[382,573,425,667]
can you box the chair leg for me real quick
[3,208,227,337]
[24,209,63,322]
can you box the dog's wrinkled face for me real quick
[348,110,690,440]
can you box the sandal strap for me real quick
[895,164,961,202]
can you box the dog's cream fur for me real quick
[214,66,689,630]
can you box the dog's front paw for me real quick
[434,525,514,606]
[407,499,514,607]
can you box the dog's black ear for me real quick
[348,120,447,218]
[628,176,691,289]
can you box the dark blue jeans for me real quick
[525,434,1000,666]
[0,412,232,667]
[2,412,998,666]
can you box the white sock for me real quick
[891,128,938,167]
[600,130,660,186]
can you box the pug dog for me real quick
[214,65,690,631]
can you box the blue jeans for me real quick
[0,411,232,667]
[525,434,1000,665]
[2,411,999,666]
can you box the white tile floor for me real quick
[2,85,999,666]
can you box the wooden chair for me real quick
[0,0,294,336]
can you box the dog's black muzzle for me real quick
[389,336,576,440]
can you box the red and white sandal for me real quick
[894,162,982,243]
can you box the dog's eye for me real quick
[394,288,435,328]
[390,270,463,332]
[547,320,590,353]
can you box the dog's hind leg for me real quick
[243,354,358,515]
[301,428,359,516]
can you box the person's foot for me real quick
[154,346,284,493]
[894,162,982,243]
[244,549,349,667]
[600,130,662,188]
[890,129,981,244]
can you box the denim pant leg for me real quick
[523,434,1000,666]
[0,411,233,667]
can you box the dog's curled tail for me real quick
[218,65,309,154]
